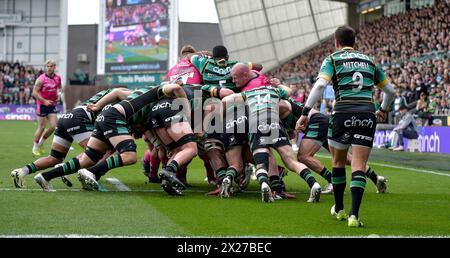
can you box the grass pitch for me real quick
[0,121,449,237]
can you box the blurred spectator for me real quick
[390,104,419,151]
[416,92,432,126]
[0,61,44,104]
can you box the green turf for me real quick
[0,121,449,237]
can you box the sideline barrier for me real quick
[0,104,64,121]
[374,126,450,154]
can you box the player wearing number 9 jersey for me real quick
[297,25,395,227]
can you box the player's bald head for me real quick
[231,63,250,76]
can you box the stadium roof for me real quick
[215,0,348,71]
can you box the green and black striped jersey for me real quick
[80,88,115,106]
[191,55,239,89]
[240,86,288,117]
[118,85,164,126]
[318,47,389,113]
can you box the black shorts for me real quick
[328,112,377,148]
[91,107,130,144]
[54,107,94,144]
[149,99,188,129]
[248,118,290,151]
[303,113,329,145]
[223,110,248,150]
[37,104,57,117]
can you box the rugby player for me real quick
[34,84,190,196]
[31,60,63,156]
[297,26,395,227]
[11,88,125,189]
[223,85,321,203]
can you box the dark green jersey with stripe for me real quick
[318,47,388,113]
[80,88,115,106]
[118,86,164,126]
[240,86,288,117]
[191,55,239,90]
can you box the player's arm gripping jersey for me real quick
[318,47,389,113]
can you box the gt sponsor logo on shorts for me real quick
[164,114,181,123]
[67,126,81,133]
[272,137,287,143]
[344,116,374,128]
[104,130,113,136]
[354,134,373,141]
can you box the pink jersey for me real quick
[241,71,271,92]
[167,58,203,84]
[36,73,61,105]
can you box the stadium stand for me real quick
[0,62,45,105]
[267,0,449,125]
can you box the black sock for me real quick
[332,167,346,212]
[166,160,180,174]
[350,171,366,218]
[320,167,332,183]
[42,158,80,181]
[24,163,38,174]
[89,154,123,179]
[225,167,238,182]
[299,168,317,188]
[215,167,227,184]
[366,167,378,185]
[256,169,269,185]
[269,175,283,192]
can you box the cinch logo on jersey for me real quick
[60,113,74,119]
[96,115,104,122]
[102,104,113,111]
[257,122,281,132]
[152,101,171,111]
[344,116,374,128]
[339,52,371,61]
[225,115,247,130]
[354,134,373,141]
[211,66,231,74]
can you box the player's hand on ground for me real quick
[375,110,387,123]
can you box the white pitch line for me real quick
[105,177,131,191]
[0,234,448,238]
[315,154,450,177]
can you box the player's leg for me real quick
[222,145,243,198]
[33,113,47,156]
[276,144,321,202]
[345,152,387,193]
[38,113,57,154]
[252,148,274,203]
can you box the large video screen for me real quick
[105,0,169,73]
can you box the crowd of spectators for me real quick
[268,0,450,125]
[0,61,44,105]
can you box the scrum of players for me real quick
[10,43,388,205]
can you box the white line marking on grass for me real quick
[0,234,448,238]
[315,154,450,177]
[105,177,131,191]
[0,188,311,194]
